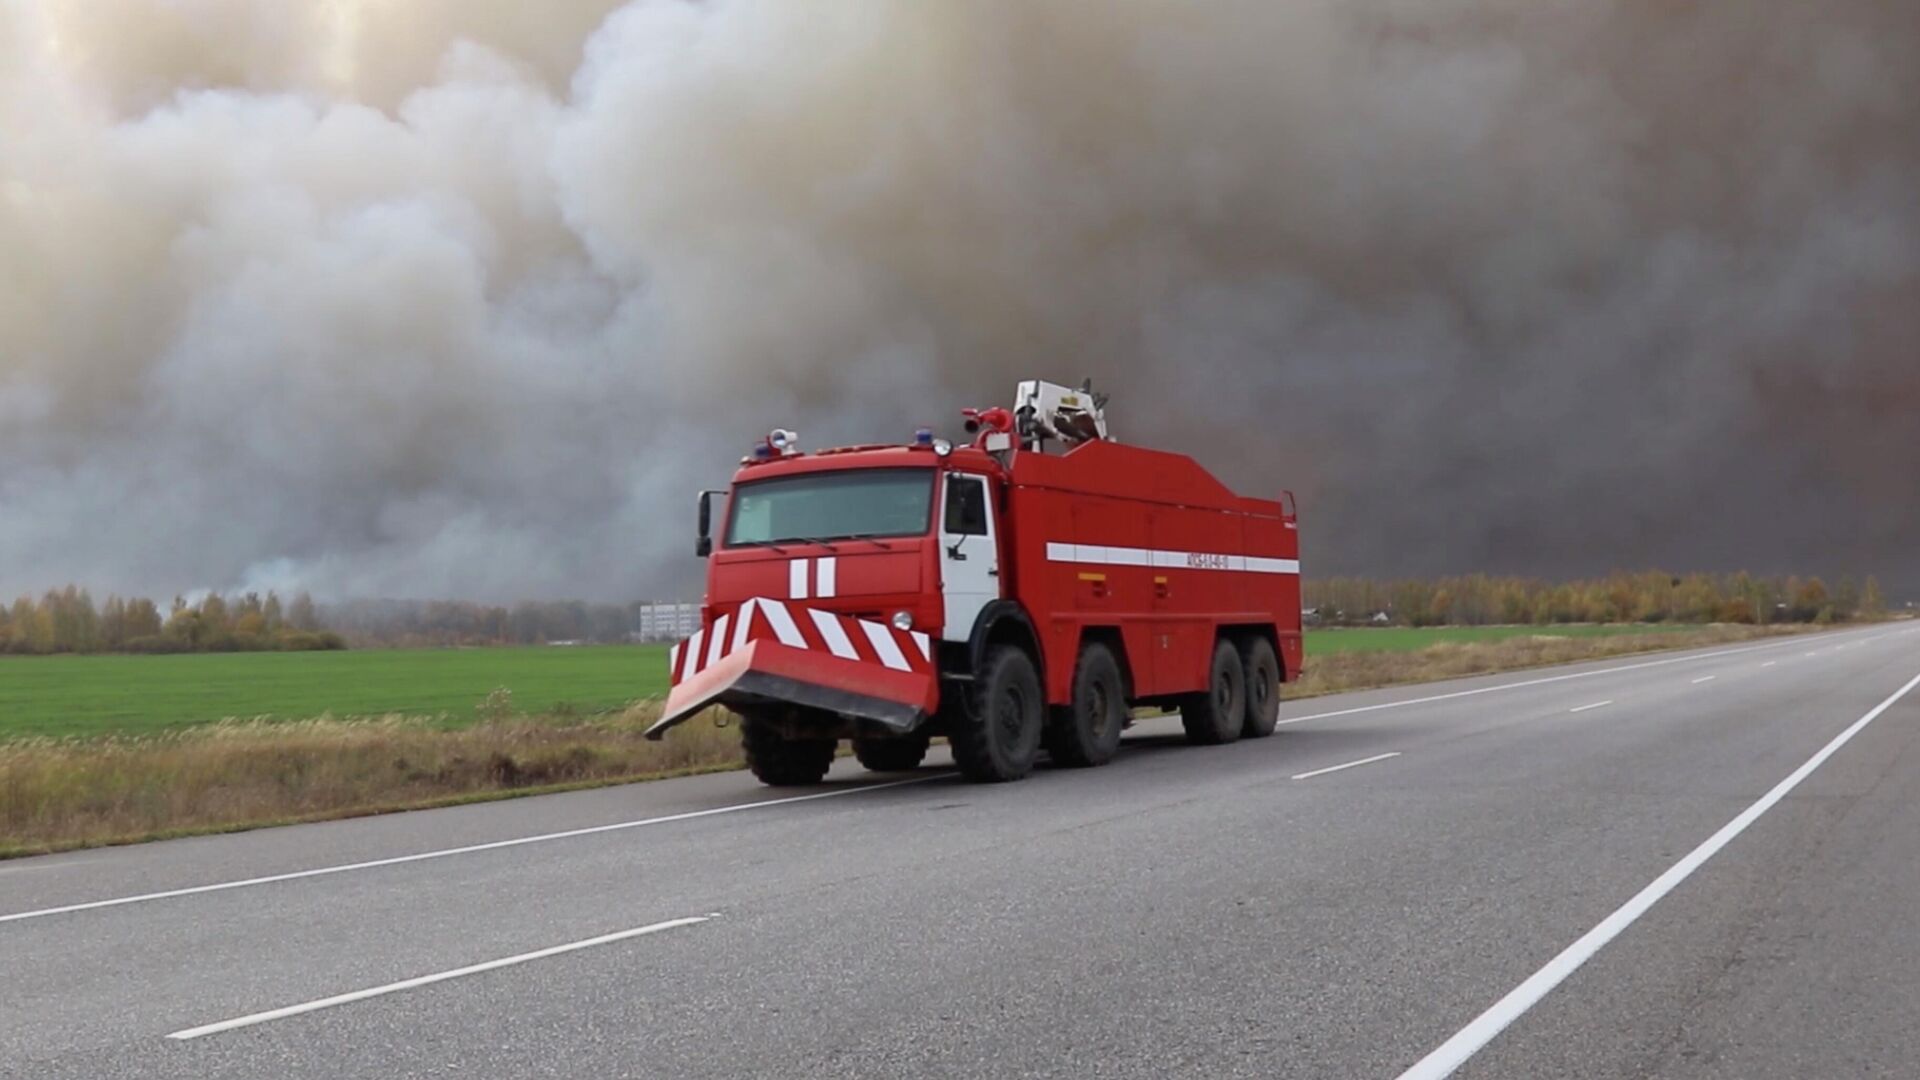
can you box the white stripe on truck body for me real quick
[1045,542,1300,576]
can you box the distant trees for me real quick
[0,588,343,655]
[288,591,318,632]
[321,598,648,647]
[1305,570,1887,628]
[17,568,1883,655]
[1863,576,1885,616]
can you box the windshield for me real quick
[725,468,934,547]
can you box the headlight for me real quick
[891,610,914,631]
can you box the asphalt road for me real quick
[4,623,1918,1079]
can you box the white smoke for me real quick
[2,0,1916,602]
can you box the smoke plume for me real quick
[3,0,1916,602]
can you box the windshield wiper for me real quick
[789,536,843,551]
[842,533,895,551]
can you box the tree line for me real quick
[5,568,1888,656]
[2,591,683,652]
[1304,570,1887,627]
[0,587,344,655]
[320,598,658,647]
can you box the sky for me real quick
[2,0,1916,602]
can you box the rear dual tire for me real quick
[1044,642,1126,768]
[853,732,932,773]
[1182,638,1247,745]
[1240,637,1282,738]
[1183,636,1282,743]
[740,716,836,786]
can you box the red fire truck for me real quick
[647,381,1303,785]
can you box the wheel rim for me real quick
[1089,680,1113,738]
[1251,666,1269,710]
[1214,671,1233,713]
[996,684,1028,745]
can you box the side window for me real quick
[944,476,988,536]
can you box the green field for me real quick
[0,646,671,740]
[0,625,1701,740]
[1305,623,1696,654]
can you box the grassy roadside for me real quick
[0,705,735,859]
[0,623,1822,858]
[1303,622,1700,654]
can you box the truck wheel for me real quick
[740,718,836,786]
[853,733,932,772]
[951,645,1043,782]
[1240,637,1281,739]
[1181,638,1246,746]
[1044,642,1126,767]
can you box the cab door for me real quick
[938,472,1001,642]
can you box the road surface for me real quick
[4,623,1918,1078]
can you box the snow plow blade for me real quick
[645,598,939,740]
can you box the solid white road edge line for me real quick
[1291,752,1401,781]
[1568,701,1612,714]
[1394,666,1920,1080]
[1692,676,1717,684]
[1761,661,1778,668]
[166,914,716,1040]
[1275,627,1886,729]
[1274,622,1889,730]
[0,776,949,925]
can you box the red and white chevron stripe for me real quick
[669,598,934,686]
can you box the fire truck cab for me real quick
[648,381,1303,785]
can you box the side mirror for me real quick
[695,490,722,558]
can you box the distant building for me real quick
[632,602,702,642]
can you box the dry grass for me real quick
[2,622,1828,859]
[0,702,743,858]
[1292,623,1811,698]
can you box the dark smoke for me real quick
[2,0,1916,602]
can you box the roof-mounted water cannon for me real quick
[961,407,1015,436]
[1014,379,1110,451]
[962,406,1017,456]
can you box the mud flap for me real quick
[645,638,938,740]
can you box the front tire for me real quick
[1044,642,1126,767]
[1181,638,1246,746]
[951,645,1043,782]
[1240,637,1281,738]
[741,716,836,786]
[853,732,932,772]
